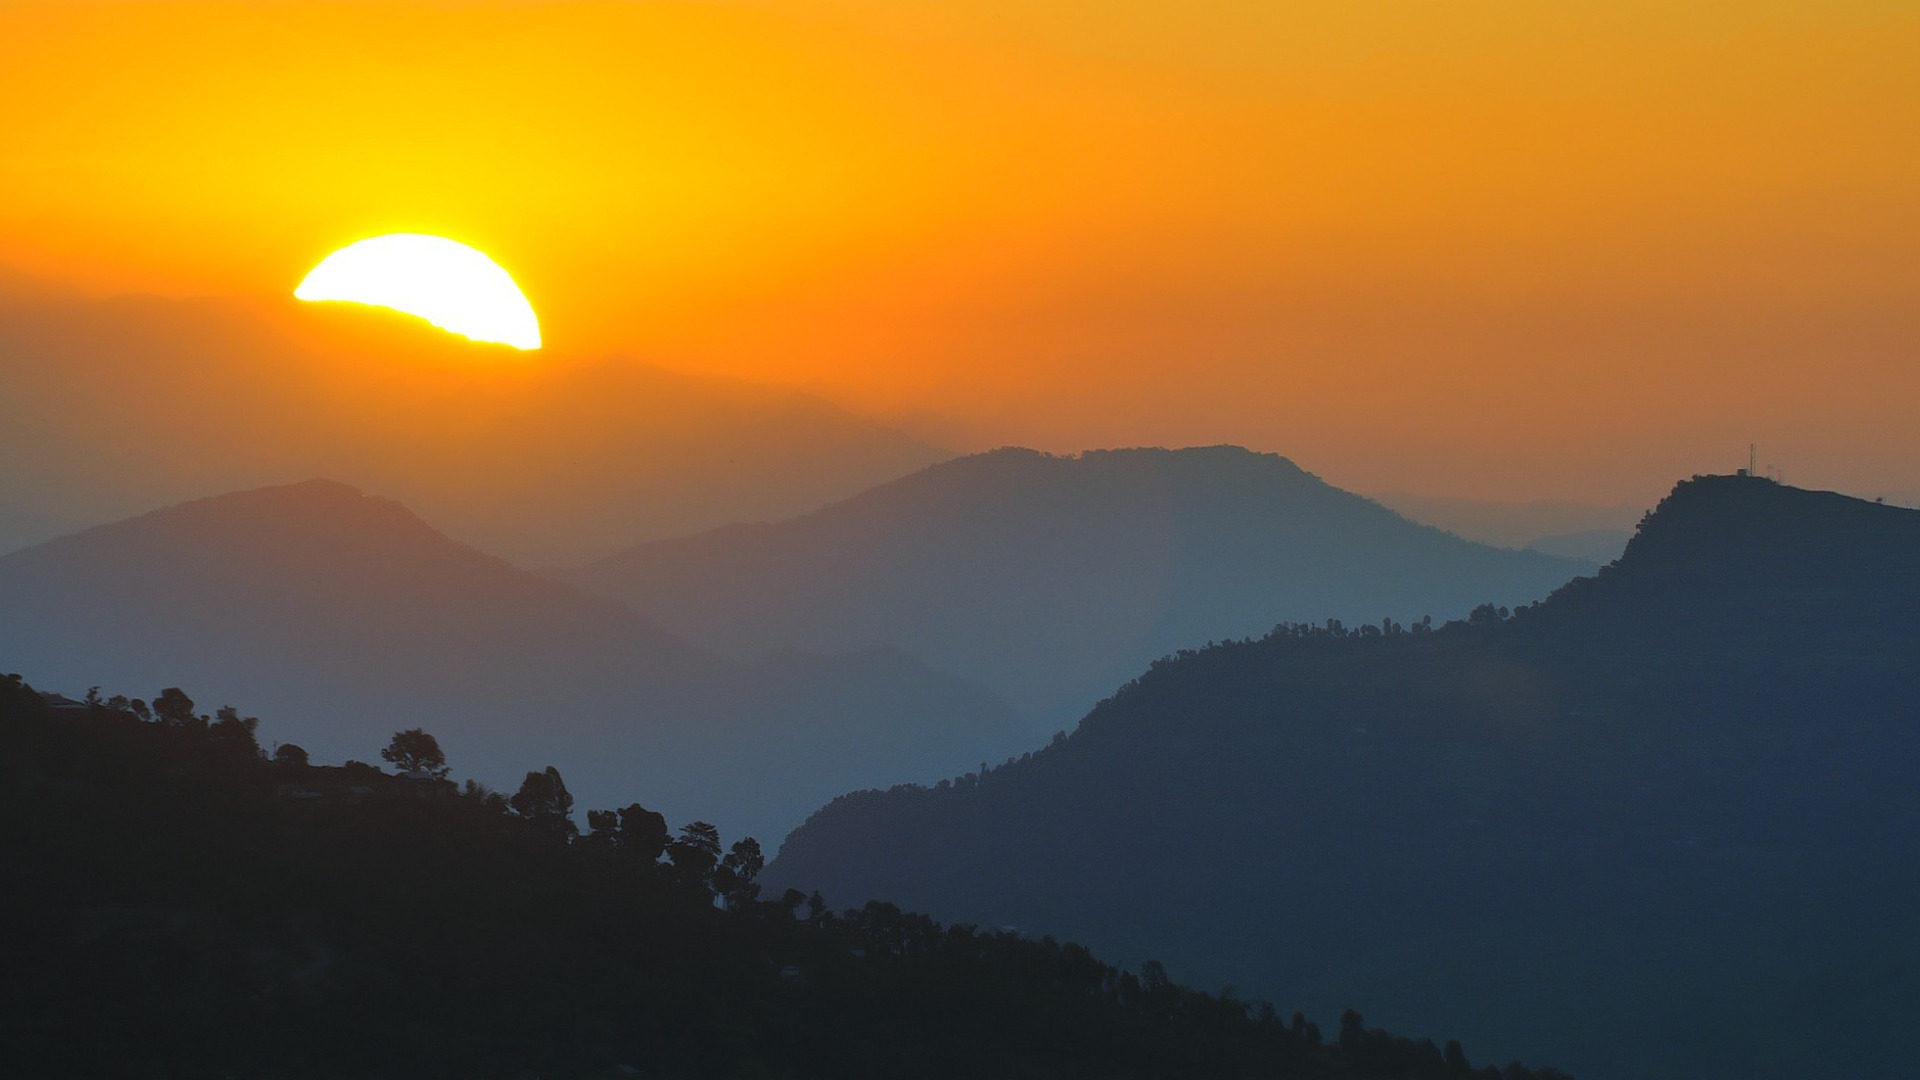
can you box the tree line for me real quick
[2,672,1572,1079]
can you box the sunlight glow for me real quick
[295,234,542,349]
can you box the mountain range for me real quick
[566,446,1593,724]
[767,475,1920,1080]
[0,480,1026,845]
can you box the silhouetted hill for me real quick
[0,678,1570,1079]
[768,475,1920,1080]
[567,447,1590,723]
[0,481,1027,845]
[0,285,950,565]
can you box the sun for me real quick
[294,234,542,350]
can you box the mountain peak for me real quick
[156,477,394,519]
[1606,473,1919,582]
[570,443,1585,722]
[1534,473,1920,650]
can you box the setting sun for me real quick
[294,234,541,350]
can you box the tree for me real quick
[273,743,310,768]
[583,803,670,860]
[463,779,509,814]
[1339,1009,1366,1055]
[667,821,722,892]
[211,706,261,757]
[617,803,670,861]
[380,728,448,779]
[510,766,576,840]
[1140,960,1171,996]
[716,837,764,907]
[584,808,619,846]
[153,687,197,727]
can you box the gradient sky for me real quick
[4,0,1917,503]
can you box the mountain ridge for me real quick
[567,445,1592,724]
[765,475,1920,1080]
[0,478,1028,846]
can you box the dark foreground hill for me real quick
[0,678,1571,1080]
[567,447,1590,723]
[768,475,1920,1080]
[0,481,1027,846]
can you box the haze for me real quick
[4,0,1918,505]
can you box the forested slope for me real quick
[0,676,1567,1080]
[769,475,1920,1080]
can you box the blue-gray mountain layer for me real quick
[0,480,1026,845]
[767,475,1920,1080]
[566,446,1592,724]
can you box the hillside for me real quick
[567,446,1590,723]
[767,475,1920,1080]
[0,677,1572,1079]
[0,481,1027,845]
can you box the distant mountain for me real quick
[565,447,1592,724]
[0,286,949,565]
[1523,528,1633,564]
[0,481,1026,844]
[767,476,1920,1080]
[1371,492,1645,552]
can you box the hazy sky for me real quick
[3,1,1917,503]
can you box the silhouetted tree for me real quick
[152,687,196,727]
[584,808,619,845]
[273,743,310,768]
[463,779,509,814]
[380,728,449,779]
[1445,1039,1471,1075]
[716,837,765,907]
[510,766,576,840]
[1339,1009,1366,1055]
[667,820,722,892]
[210,706,261,757]
[617,803,670,861]
[1141,960,1171,995]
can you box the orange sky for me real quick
[3,0,1918,503]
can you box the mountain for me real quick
[0,285,949,565]
[766,475,1920,1080]
[1522,528,1633,563]
[0,680,1573,1080]
[1370,492,1646,554]
[565,446,1593,725]
[0,481,1027,844]
[0,499,81,558]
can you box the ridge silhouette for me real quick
[0,674,1572,1079]
[767,474,1920,1080]
[567,445,1591,724]
[0,479,1027,846]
